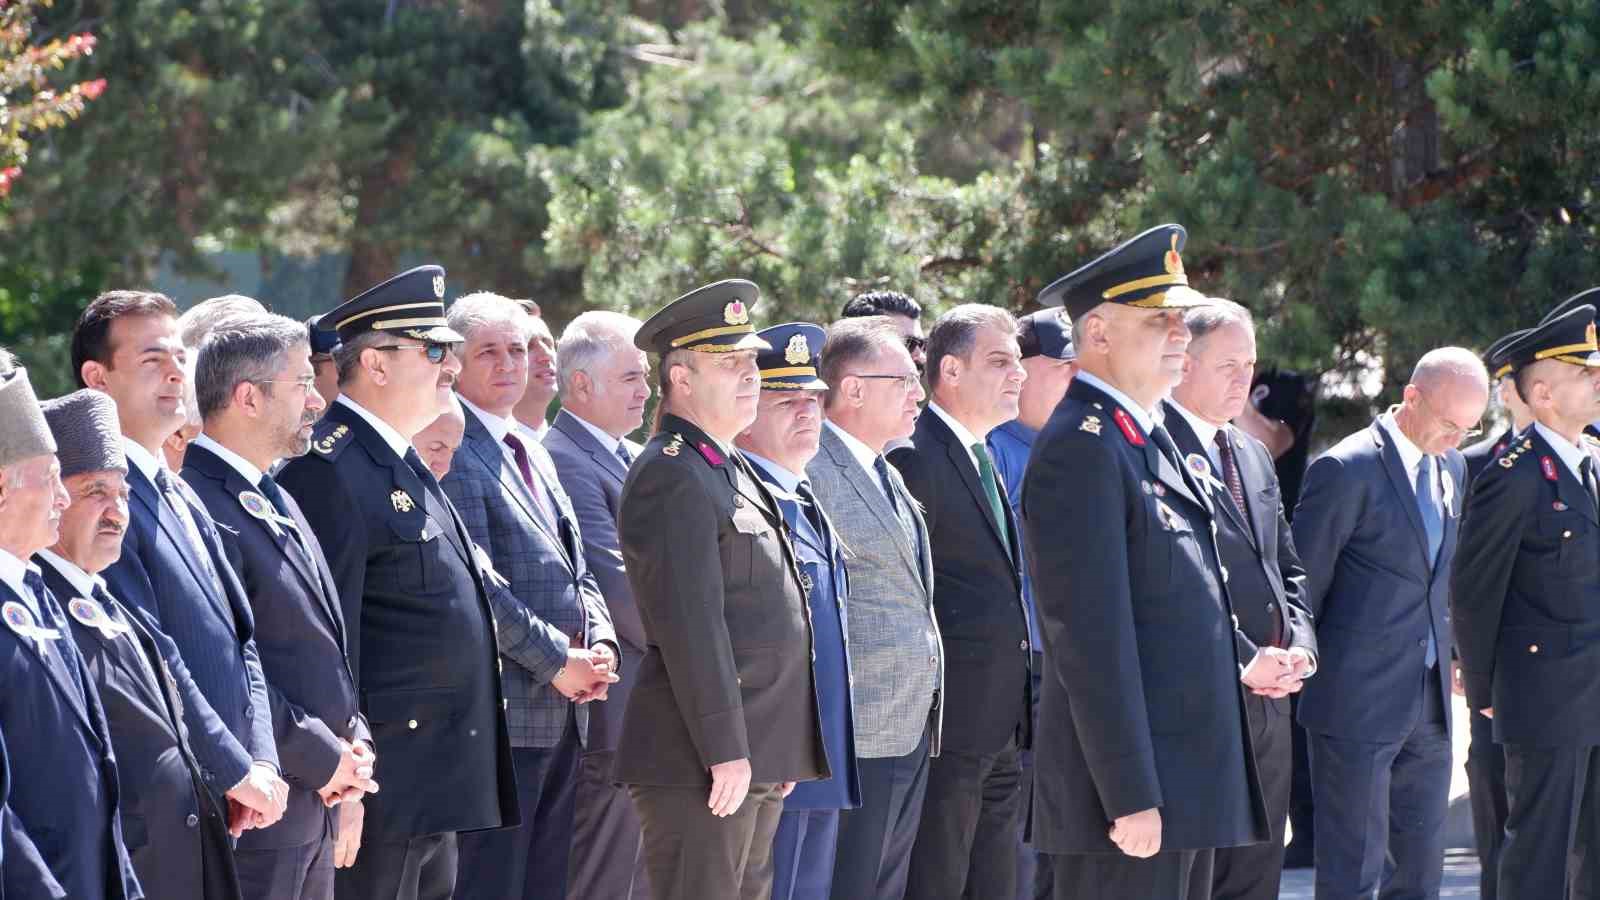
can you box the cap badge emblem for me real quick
[784,334,810,366]
[432,274,446,299]
[723,299,749,326]
[1164,232,1184,276]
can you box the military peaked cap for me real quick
[635,279,771,355]
[755,322,827,390]
[325,265,463,345]
[1037,224,1211,320]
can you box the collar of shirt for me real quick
[1169,401,1226,465]
[927,402,986,472]
[190,432,265,485]
[521,419,548,441]
[825,420,884,479]
[0,547,37,610]
[991,419,1037,449]
[1379,410,1427,485]
[34,549,101,599]
[122,437,164,484]
[458,394,519,444]
[1073,369,1155,434]
[335,395,413,460]
[566,411,621,456]
[1535,421,1591,483]
[742,450,804,496]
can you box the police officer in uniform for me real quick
[277,266,518,900]
[1453,300,1600,899]
[613,281,827,900]
[1021,226,1268,900]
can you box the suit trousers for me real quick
[1286,693,1316,867]
[1467,708,1508,900]
[335,831,457,900]
[1211,694,1292,900]
[771,807,841,900]
[457,717,582,900]
[629,782,784,900]
[1309,673,1451,900]
[236,809,335,900]
[1048,848,1213,900]
[905,735,1023,900]
[1500,743,1600,900]
[1014,663,1051,900]
[828,726,931,900]
[567,748,651,900]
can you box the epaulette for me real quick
[309,421,353,459]
[1497,436,1535,469]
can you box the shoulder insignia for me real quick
[391,489,415,513]
[662,432,683,457]
[1541,456,1558,482]
[1498,456,1514,469]
[1112,408,1145,446]
[1498,439,1534,469]
[312,423,351,457]
[1079,415,1102,436]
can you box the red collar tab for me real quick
[696,441,726,466]
[1112,408,1146,446]
[1541,456,1558,482]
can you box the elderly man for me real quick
[74,290,287,831]
[891,304,1032,900]
[544,310,655,900]
[1454,300,1600,900]
[438,292,619,900]
[277,267,518,900]
[736,322,860,900]
[842,290,927,375]
[614,280,825,900]
[1162,299,1318,900]
[2,722,66,900]
[0,368,142,899]
[1023,226,1267,899]
[512,314,559,443]
[413,395,468,481]
[182,315,376,900]
[808,315,943,900]
[1294,345,1487,900]
[35,389,242,899]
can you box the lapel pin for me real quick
[391,490,416,513]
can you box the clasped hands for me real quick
[551,644,620,704]
[1240,646,1313,699]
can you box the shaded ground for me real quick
[1279,851,1482,897]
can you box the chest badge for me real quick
[2,600,60,653]
[391,490,416,513]
[1554,501,1570,511]
[66,597,129,641]
[1184,452,1211,479]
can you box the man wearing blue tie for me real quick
[1292,347,1488,899]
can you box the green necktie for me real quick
[972,442,1011,555]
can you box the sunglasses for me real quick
[904,336,927,354]
[375,342,453,364]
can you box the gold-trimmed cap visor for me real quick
[1037,224,1197,320]
[755,322,828,389]
[636,279,768,355]
[325,265,455,344]
[1502,305,1600,373]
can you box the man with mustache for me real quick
[277,266,518,900]
[182,314,376,900]
[35,388,242,899]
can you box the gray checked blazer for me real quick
[808,423,943,759]
[442,404,618,749]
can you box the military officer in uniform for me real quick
[1021,226,1268,900]
[735,322,860,900]
[1453,300,1600,899]
[277,266,518,900]
[614,281,828,900]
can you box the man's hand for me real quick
[226,798,256,839]
[334,799,364,868]
[1286,647,1316,680]
[708,758,752,818]
[1242,648,1299,698]
[1481,707,1494,719]
[227,762,288,831]
[319,740,380,808]
[779,781,796,799]
[552,648,619,702]
[1109,807,1162,858]
[1451,660,1467,697]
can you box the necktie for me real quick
[155,468,224,597]
[1149,425,1183,472]
[873,455,900,514]
[1415,457,1442,668]
[95,584,161,684]
[794,479,827,548]
[24,569,83,693]
[1583,457,1600,517]
[971,442,1011,554]
[615,442,634,468]
[1214,429,1250,518]
[256,474,310,556]
[502,431,559,531]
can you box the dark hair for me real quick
[924,304,1016,390]
[842,290,923,321]
[71,290,180,388]
[819,317,904,409]
[194,314,308,420]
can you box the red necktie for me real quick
[503,432,558,530]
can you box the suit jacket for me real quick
[1,724,67,900]
[612,414,826,786]
[276,401,518,844]
[1292,418,1463,741]
[808,423,944,759]
[35,558,239,900]
[441,405,617,749]
[1463,427,1518,485]
[101,462,275,794]
[1022,378,1267,853]
[543,409,644,755]
[1162,402,1318,698]
[0,576,141,899]
[182,442,369,849]
[890,409,1032,755]
[1453,428,1600,746]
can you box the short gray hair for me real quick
[819,316,905,409]
[557,311,642,394]
[195,313,308,420]
[925,304,1017,389]
[179,294,269,349]
[447,292,530,344]
[1183,298,1254,343]
[0,345,15,374]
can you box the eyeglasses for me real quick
[255,376,317,392]
[849,372,922,391]
[1413,390,1483,441]
[375,342,453,364]
[904,336,927,355]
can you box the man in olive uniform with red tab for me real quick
[613,279,827,900]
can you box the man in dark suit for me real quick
[614,280,827,900]
[72,291,288,831]
[545,310,655,900]
[0,367,142,900]
[737,322,861,900]
[1022,225,1268,899]
[1,722,67,900]
[1163,299,1318,900]
[1454,301,1600,899]
[183,314,379,899]
[890,305,1032,900]
[35,388,242,900]
[440,292,619,900]
[277,266,519,900]
[1293,346,1488,899]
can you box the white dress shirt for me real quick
[825,420,894,503]
[190,433,265,485]
[926,402,984,473]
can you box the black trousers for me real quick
[1500,743,1600,900]
[1285,692,1316,867]
[567,748,650,900]
[1049,848,1213,900]
[457,722,582,900]
[828,727,931,900]
[335,831,457,900]
[1467,707,1508,900]
[236,809,335,900]
[629,781,784,900]
[1211,694,1292,900]
[905,736,1023,900]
